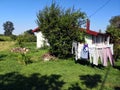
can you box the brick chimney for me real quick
[86,19,90,31]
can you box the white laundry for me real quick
[72,41,78,54]
[88,45,97,65]
[72,42,114,66]
[72,41,78,60]
[81,44,89,59]
[77,43,83,59]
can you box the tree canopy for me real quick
[24,29,34,35]
[37,3,86,58]
[106,15,120,60]
[3,21,14,36]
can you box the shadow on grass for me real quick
[68,83,82,90]
[0,72,65,90]
[114,86,120,90]
[113,65,120,70]
[80,74,102,89]
[75,59,90,66]
[75,59,105,69]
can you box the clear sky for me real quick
[0,0,120,35]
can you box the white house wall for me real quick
[36,31,49,48]
[85,34,110,45]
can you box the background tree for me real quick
[24,29,34,35]
[3,21,14,36]
[106,15,120,60]
[37,3,86,58]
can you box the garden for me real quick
[0,38,120,90]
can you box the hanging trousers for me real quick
[96,48,104,65]
[77,43,83,60]
[89,47,98,65]
[72,42,77,54]
[72,42,78,60]
[89,47,104,66]
[103,47,114,66]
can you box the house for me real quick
[32,19,113,54]
[84,19,113,55]
[72,19,114,66]
[33,20,114,66]
[84,19,110,45]
[32,27,49,48]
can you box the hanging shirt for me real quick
[81,44,89,59]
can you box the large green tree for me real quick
[37,3,86,58]
[106,15,120,60]
[3,21,14,36]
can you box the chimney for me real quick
[86,19,90,31]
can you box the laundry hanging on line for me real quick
[72,42,114,66]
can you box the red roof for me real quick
[33,27,107,36]
[80,28,107,36]
[33,19,108,36]
[32,27,40,32]
[86,30,99,36]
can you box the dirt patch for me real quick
[11,47,29,54]
[42,53,57,61]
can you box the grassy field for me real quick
[0,41,120,90]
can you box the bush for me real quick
[114,43,120,60]
[37,3,86,58]
[10,35,17,41]
[20,53,32,65]
[16,34,36,47]
[17,34,36,42]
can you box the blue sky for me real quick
[0,0,120,35]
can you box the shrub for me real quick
[36,3,86,58]
[10,35,17,41]
[17,34,36,42]
[21,53,32,65]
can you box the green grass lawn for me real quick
[0,41,120,90]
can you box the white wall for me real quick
[36,31,49,48]
[85,34,110,45]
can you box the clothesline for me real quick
[72,42,114,66]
